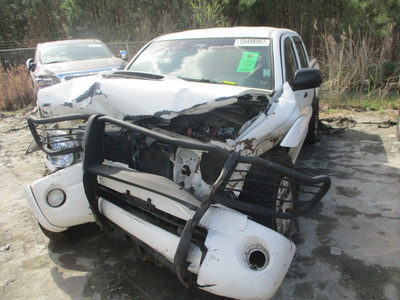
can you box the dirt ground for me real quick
[0,107,399,300]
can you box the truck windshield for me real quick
[128,38,273,90]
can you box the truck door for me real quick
[282,36,313,114]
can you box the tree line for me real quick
[1,0,399,97]
[0,0,398,58]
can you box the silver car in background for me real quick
[26,39,127,96]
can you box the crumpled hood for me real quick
[38,72,271,119]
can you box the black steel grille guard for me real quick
[27,114,89,155]
[80,115,330,285]
[80,114,330,217]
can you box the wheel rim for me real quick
[275,177,294,235]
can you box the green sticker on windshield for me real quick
[236,52,260,73]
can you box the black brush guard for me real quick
[27,114,89,155]
[28,114,331,286]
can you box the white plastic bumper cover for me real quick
[24,163,94,232]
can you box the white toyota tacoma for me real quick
[25,27,330,300]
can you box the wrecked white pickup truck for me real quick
[24,27,330,300]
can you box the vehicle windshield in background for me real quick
[40,42,113,64]
[128,38,274,90]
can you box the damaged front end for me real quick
[26,112,329,299]
[24,71,330,299]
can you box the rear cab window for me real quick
[283,38,298,86]
[293,36,308,68]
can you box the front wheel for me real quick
[38,223,71,242]
[38,223,96,242]
[239,147,299,239]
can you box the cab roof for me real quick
[154,27,297,41]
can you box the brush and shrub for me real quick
[0,65,34,111]
[319,28,400,110]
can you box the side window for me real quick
[293,37,308,68]
[284,38,298,86]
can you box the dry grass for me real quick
[319,27,400,111]
[321,92,400,112]
[0,65,34,111]
[321,26,399,95]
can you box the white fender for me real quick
[280,114,309,147]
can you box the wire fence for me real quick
[0,41,147,70]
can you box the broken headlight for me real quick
[35,75,60,89]
[46,136,75,168]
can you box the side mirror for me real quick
[292,68,322,91]
[118,50,128,61]
[26,58,36,72]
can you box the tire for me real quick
[239,147,299,239]
[38,223,96,242]
[38,223,71,242]
[305,96,320,144]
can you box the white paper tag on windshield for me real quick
[234,38,270,47]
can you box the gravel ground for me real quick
[0,107,399,300]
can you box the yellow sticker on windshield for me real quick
[237,52,260,73]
